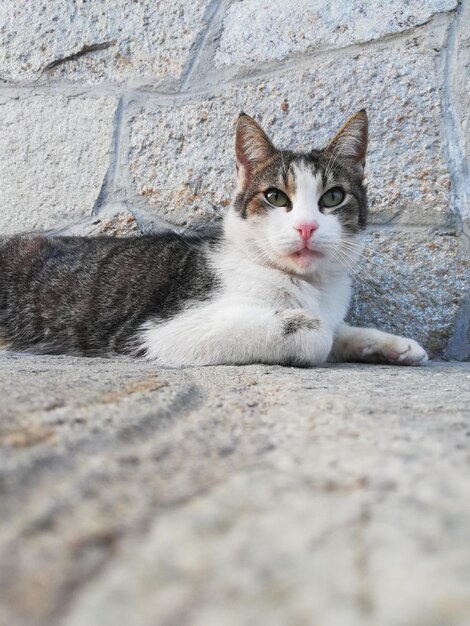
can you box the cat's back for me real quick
[0,229,222,356]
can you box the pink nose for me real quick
[295,222,319,241]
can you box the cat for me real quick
[0,110,428,367]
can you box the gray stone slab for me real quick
[0,354,469,626]
[445,0,470,227]
[128,35,452,227]
[215,0,457,69]
[0,95,116,234]
[0,0,211,85]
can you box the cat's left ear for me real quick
[324,110,368,172]
[235,113,276,189]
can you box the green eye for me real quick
[320,187,345,209]
[264,188,290,208]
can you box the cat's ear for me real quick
[324,110,368,172]
[235,113,276,189]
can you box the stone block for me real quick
[88,211,141,237]
[446,0,470,226]
[348,229,470,358]
[0,95,116,234]
[215,0,457,69]
[128,37,452,226]
[0,1,210,85]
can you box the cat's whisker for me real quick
[338,241,410,292]
[332,258,405,318]
[336,245,407,294]
[337,239,404,268]
[326,248,386,303]
[339,238,409,267]
[321,242,388,299]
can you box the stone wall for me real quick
[0,0,469,359]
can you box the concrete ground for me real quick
[0,353,469,626]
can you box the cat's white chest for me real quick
[217,249,314,310]
[220,252,349,329]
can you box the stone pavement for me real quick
[0,353,469,626]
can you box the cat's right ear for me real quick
[235,113,276,190]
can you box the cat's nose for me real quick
[295,222,319,242]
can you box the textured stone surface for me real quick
[88,210,141,237]
[128,36,452,226]
[0,0,210,85]
[348,229,470,358]
[0,96,116,235]
[215,0,457,69]
[0,354,469,626]
[447,0,470,225]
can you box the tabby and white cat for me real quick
[0,110,427,367]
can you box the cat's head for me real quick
[227,110,368,276]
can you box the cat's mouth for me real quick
[287,246,324,268]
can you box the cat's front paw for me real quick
[278,309,321,335]
[362,335,428,366]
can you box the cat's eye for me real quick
[264,188,290,208]
[319,187,345,209]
